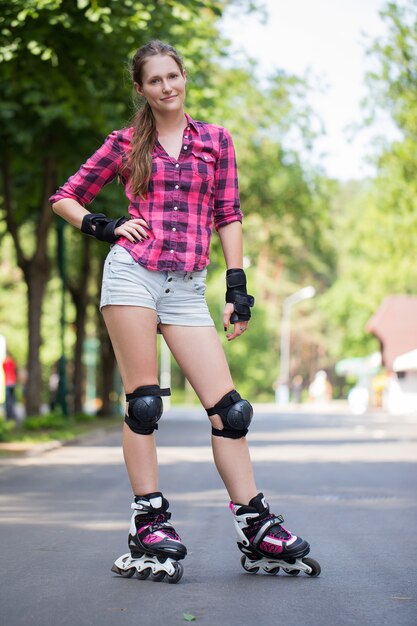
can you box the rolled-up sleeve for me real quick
[213,128,243,231]
[49,131,122,206]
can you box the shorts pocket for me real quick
[186,269,207,295]
[108,247,136,277]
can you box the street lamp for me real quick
[276,286,316,405]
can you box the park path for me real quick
[0,405,416,626]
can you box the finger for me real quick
[130,218,150,228]
[116,227,144,243]
[121,225,150,241]
[125,223,150,238]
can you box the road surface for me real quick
[0,405,416,626]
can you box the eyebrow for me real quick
[146,71,178,81]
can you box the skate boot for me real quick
[230,492,321,577]
[111,492,187,584]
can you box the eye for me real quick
[150,78,160,84]
[169,73,179,79]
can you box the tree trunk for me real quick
[69,237,91,413]
[25,263,50,415]
[2,155,56,416]
[97,310,116,416]
[95,261,116,416]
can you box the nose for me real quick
[162,80,172,93]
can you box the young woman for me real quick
[50,40,319,583]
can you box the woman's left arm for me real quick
[218,221,243,270]
[218,222,253,341]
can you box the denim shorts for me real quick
[100,245,215,327]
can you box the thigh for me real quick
[159,324,234,408]
[102,305,158,393]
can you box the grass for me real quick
[0,412,122,445]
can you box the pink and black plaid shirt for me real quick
[49,113,243,271]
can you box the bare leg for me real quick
[102,305,159,496]
[160,324,258,505]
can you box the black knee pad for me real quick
[125,385,171,435]
[206,389,253,439]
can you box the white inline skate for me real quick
[230,493,321,577]
[111,492,187,584]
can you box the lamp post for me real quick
[276,286,316,405]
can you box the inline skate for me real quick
[111,492,187,584]
[230,492,321,577]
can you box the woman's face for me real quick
[135,54,186,116]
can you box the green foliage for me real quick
[0,418,15,442]
[1,0,339,406]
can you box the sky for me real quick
[220,0,400,180]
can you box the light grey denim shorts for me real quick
[100,245,215,327]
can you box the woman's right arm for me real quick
[50,131,149,243]
[52,198,89,229]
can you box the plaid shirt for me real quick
[49,113,243,271]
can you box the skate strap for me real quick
[252,515,285,547]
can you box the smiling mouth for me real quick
[161,95,177,101]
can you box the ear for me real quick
[183,69,187,83]
[133,81,143,96]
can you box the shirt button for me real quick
[170,249,174,254]
[175,163,179,168]
[175,184,179,189]
[183,146,188,150]
[172,227,176,232]
[204,156,208,160]
[187,126,190,130]
[184,135,188,139]
[173,206,178,211]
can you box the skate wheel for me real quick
[118,567,135,578]
[167,562,183,584]
[240,555,259,574]
[303,557,321,577]
[150,571,166,582]
[283,567,300,576]
[264,567,280,575]
[136,568,151,580]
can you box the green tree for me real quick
[0,0,254,414]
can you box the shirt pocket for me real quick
[191,150,216,181]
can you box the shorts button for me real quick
[165,289,170,293]
[167,277,172,282]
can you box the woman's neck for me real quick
[154,110,187,136]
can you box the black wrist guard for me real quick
[81,213,129,243]
[225,268,255,323]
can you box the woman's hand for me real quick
[115,218,151,243]
[223,303,249,341]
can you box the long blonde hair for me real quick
[127,40,185,199]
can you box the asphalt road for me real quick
[0,405,416,626]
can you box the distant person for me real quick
[291,374,303,403]
[49,40,319,583]
[48,364,60,412]
[308,370,331,403]
[2,351,17,420]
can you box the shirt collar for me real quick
[185,113,199,135]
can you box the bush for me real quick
[23,413,68,431]
[0,418,15,442]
